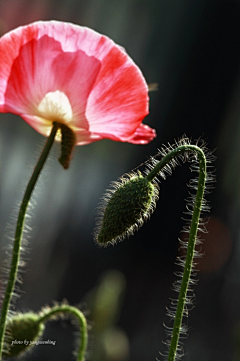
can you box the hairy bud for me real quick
[3,312,45,358]
[95,173,158,246]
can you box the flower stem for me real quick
[38,305,88,361]
[146,145,207,361]
[0,122,59,359]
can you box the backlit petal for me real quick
[86,46,149,140]
[125,124,157,144]
[0,21,156,145]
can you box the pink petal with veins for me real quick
[0,21,156,145]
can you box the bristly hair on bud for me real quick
[3,312,45,358]
[94,171,159,246]
[94,135,215,360]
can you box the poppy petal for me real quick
[0,21,156,145]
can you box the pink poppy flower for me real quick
[0,20,156,145]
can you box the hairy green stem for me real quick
[38,305,88,361]
[0,122,59,359]
[147,145,207,361]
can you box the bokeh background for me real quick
[0,0,240,360]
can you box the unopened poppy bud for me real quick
[56,122,76,169]
[3,312,44,358]
[95,173,158,246]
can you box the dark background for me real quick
[0,0,240,360]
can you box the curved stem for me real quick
[38,305,88,361]
[147,145,207,361]
[0,123,59,359]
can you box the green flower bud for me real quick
[95,172,159,246]
[3,312,45,358]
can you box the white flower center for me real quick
[38,90,73,123]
